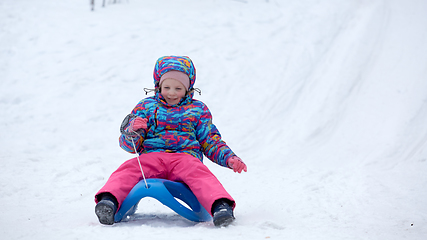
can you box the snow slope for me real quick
[1,0,427,239]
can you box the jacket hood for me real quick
[153,56,196,90]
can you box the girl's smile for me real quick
[160,78,187,105]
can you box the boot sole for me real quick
[213,214,235,227]
[95,202,115,225]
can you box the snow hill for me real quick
[1,0,426,239]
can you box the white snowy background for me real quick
[1,0,426,239]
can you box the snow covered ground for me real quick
[1,0,427,239]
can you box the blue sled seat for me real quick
[114,178,212,223]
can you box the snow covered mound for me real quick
[1,0,426,239]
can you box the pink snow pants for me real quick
[95,152,234,215]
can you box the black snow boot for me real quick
[95,193,118,225]
[212,199,235,227]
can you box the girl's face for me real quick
[160,78,187,105]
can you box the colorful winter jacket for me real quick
[119,56,236,168]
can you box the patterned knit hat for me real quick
[153,56,196,90]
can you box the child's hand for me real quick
[130,117,148,132]
[227,156,247,173]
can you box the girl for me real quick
[95,56,247,227]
